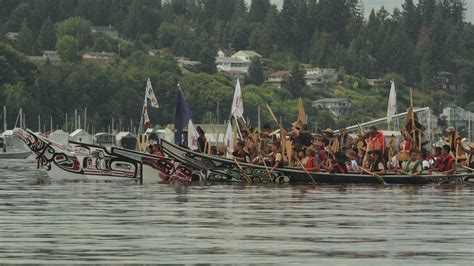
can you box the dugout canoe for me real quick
[160,139,474,185]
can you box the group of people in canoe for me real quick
[187,119,473,177]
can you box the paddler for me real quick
[432,144,456,175]
[320,128,334,147]
[261,123,277,142]
[303,146,320,172]
[268,142,283,174]
[326,151,348,174]
[232,140,250,163]
[368,150,385,175]
[399,150,423,175]
[367,126,386,153]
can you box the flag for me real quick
[145,78,159,108]
[187,119,199,151]
[404,106,413,128]
[293,97,306,128]
[223,121,233,158]
[298,98,307,124]
[230,78,244,118]
[174,85,192,145]
[387,80,397,123]
[142,104,151,128]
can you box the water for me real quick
[1,159,473,264]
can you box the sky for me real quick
[264,0,474,23]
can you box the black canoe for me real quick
[160,140,474,185]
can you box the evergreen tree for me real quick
[232,0,247,20]
[285,63,306,98]
[16,20,34,55]
[247,57,264,85]
[4,3,31,32]
[248,0,270,23]
[35,18,56,52]
[197,46,217,74]
[402,0,421,42]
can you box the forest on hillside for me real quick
[0,0,473,132]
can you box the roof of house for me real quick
[83,52,116,57]
[232,50,262,58]
[268,71,290,77]
[92,25,118,32]
[215,57,248,63]
[313,98,352,104]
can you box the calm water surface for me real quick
[1,159,473,264]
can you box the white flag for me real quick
[223,121,233,159]
[230,78,243,118]
[146,78,159,108]
[387,80,397,123]
[187,119,199,151]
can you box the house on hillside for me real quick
[215,56,250,73]
[430,71,457,91]
[266,71,290,88]
[91,25,119,38]
[82,52,117,65]
[313,98,352,118]
[5,32,18,42]
[231,50,262,62]
[28,50,62,64]
[367,78,389,88]
[304,68,338,87]
[440,105,473,129]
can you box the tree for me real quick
[197,46,217,74]
[247,57,264,85]
[35,18,57,52]
[248,0,270,23]
[15,19,34,55]
[4,3,32,32]
[56,35,81,62]
[285,63,307,98]
[55,16,93,48]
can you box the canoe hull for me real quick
[161,139,473,185]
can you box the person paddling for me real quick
[433,144,456,175]
[268,142,283,174]
[400,150,422,175]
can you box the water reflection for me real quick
[0,160,473,264]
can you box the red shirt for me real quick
[369,131,386,151]
[304,157,319,172]
[438,154,455,172]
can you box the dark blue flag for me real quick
[174,84,192,145]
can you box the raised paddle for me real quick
[226,148,252,184]
[295,157,316,184]
[360,167,386,184]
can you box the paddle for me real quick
[258,151,274,182]
[226,148,252,184]
[359,167,386,184]
[462,165,474,172]
[295,157,316,184]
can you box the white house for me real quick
[440,105,473,129]
[313,98,352,118]
[231,50,262,62]
[215,57,250,73]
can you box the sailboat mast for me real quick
[3,106,6,132]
